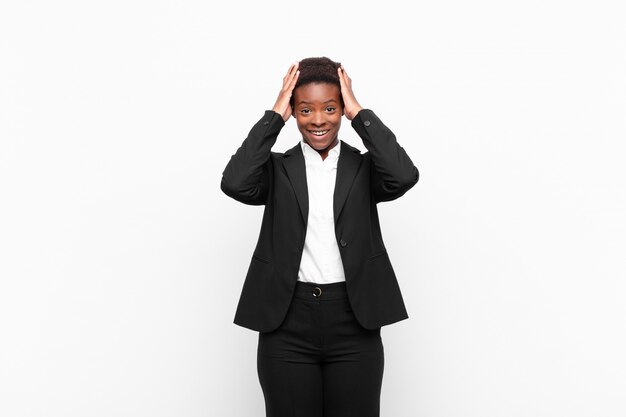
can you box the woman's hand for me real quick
[272,62,300,122]
[338,65,363,120]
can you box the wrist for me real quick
[349,106,364,119]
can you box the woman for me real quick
[221,57,419,417]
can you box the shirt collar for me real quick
[301,139,341,161]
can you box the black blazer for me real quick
[221,109,419,332]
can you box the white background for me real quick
[1,1,625,416]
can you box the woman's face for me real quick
[292,82,343,154]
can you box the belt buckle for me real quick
[312,286,322,297]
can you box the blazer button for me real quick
[263,120,269,125]
[364,120,371,127]
[339,239,347,247]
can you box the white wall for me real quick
[1,1,625,416]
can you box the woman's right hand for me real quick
[271,62,299,122]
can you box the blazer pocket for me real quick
[368,249,387,261]
[252,254,271,264]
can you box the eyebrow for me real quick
[297,99,338,105]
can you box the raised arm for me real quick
[338,65,419,203]
[220,63,299,205]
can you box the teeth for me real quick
[310,130,329,136]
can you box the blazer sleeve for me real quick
[351,109,419,203]
[220,110,285,205]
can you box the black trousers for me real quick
[257,280,385,417]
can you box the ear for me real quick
[291,106,296,118]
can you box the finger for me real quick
[337,67,346,86]
[340,66,351,85]
[289,62,299,79]
[288,70,300,90]
[340,65,352,83]
[283,63,297,83]
[284,63,294,77]
[285,63,299,84]
[289,62,299,77]
[283,68,299,93]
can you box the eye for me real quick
[326,106,336,112]
[300,108,311,115]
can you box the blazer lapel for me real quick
[283,143,308,225]
[334,141,362,223]
[283,140,362,227]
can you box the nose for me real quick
[312,111,325,127]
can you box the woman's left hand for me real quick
[338,65,364,120]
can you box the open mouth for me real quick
[308,129,330,138]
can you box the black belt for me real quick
[294,280,348,300]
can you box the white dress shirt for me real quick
[297,139,346,284]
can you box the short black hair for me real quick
[290,56,343,108]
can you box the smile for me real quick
[309,130,330,136]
